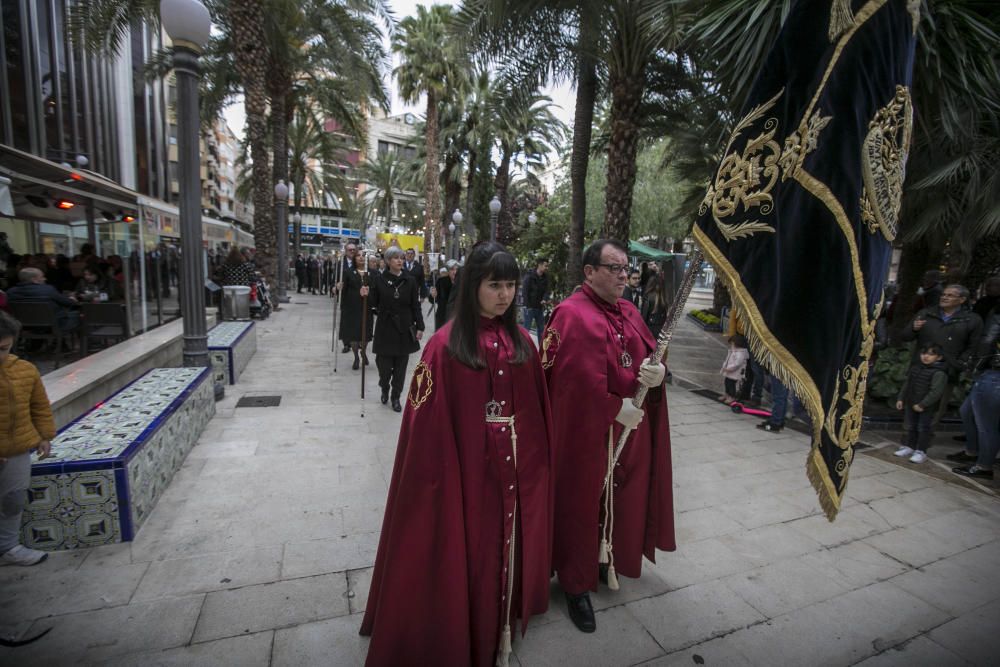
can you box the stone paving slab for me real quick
[5,293,1000,666]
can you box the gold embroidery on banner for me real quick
[828,0,856,41]
[407,361,433,409]
[860,186,879,234]
[540,327,561,369]
[699,89,784,242]
[861,86,912,243]
[779,110,832,181]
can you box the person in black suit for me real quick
[623,268,642,310]
[403,248,426,301]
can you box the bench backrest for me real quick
[80,302,127,328]
[9,301,60,328]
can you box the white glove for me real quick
[638,359,666,388]
[614,398,645,430]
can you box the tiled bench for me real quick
[208,321,257,386]
[21,367,215,551]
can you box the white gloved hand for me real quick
[638,359,666,388]
[614,398,645,430]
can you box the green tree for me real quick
[394,4,468,272]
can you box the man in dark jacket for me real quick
[522,258,549,343]
[362,247,425,412]
[6,268,80,331]
[403,248,426,301]
[901,284,983,422]
[951,308,999,479]
[294,255,306,293]
[623,269,642,309]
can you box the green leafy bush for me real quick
[868,346,911,400]
[688,309,721,329]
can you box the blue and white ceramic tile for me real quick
[208,321,256,384]
[24,367,214,550]
[208,321,254,347]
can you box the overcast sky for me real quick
[222,0,576,142]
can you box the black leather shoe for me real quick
[756,421,783,433]
[946,450,977,462]
[565,592,596,633]
[391,398,402,412]
[381,389,389,405]
[342,345,350,353]
[352,358,360,370]
[952,465,994,480]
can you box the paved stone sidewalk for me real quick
[3,293,999,666]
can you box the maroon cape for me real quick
[542,284,675,594]
[361,318,553,667]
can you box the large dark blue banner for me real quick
[693,0,918,519]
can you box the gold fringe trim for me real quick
[693,226,840,520]
[828,0,856,41]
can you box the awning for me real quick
[628,240,674,261]
[0,145,138,224]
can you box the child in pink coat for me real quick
[720,334,749,404]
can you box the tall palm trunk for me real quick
[493,143,512,246]
[270,87,290,277]
[569,20,598,286]
[602,72,645,243]
[423,90,441,274]
[465,144,476,235]
[227,1,273,281]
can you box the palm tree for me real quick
[456,0,605,282]
[394,4,468,271]
[490,88,566,245]
[355,150,417,240]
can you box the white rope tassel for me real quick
[496,624,512,667]
[828,0,855,41]
[604,428,620,591]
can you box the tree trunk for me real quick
[603,71,645,243]
[493,143,512,246]
[270,88,289,276]
[443,152,461,226]
[569,29,598,288]
[423,90,440,276]
[227,1,273,282]
[465,144,476,236]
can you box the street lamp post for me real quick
[161,0,211,368]
[292,211,302,258]
[489,195,501,242]
[450,209,462,260]
[274,180,290,303]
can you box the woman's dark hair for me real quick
[0,310,22,341]
[448,241,533,369]
[224,246,245,266]
[729,334,747,348]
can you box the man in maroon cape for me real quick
[360,313,553,664]
[542,239,675,633]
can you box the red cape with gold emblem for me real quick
[360,319,553,666]
[542,285,675,594]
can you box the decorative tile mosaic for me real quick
[208,321,256,385]
[22,367,214,551]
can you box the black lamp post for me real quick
[161,0,211,368]
[489,195,501,242]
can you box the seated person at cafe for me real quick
[6,268,80,331]
[74,267,111,303]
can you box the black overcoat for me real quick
[369,270,424,356]
[339,266,374,343]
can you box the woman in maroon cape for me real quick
[360,242,553,667]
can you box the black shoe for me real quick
[342,345,350,353]
[756,421,784,433]
[946,450,977,462]
[391,398,402,413]
[352,358,360,370]
[564,592,596,633]
[953,465,994,480]
[381,389,389,405]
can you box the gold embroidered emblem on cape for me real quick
[407,361,433,409]
[540,327,561,370]
[700,88,784,242]
[860,86,912,242]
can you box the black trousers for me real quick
[376,354,409,398]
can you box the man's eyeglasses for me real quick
[597,263,629,275]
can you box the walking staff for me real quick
[360,254,370,417]
[332,250,343,366]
